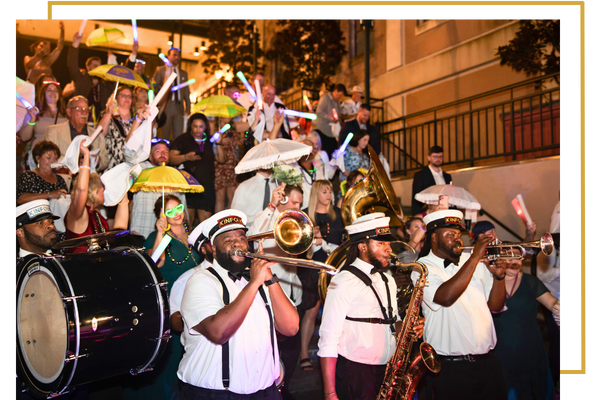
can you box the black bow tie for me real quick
[443,259,455,268]
[228,269,251,282]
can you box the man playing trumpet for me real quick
[413,209,508,400]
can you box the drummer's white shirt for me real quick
[19,248,51,258]
[178,259,283,394]
[317,258,398,365]
[411,251,497,356]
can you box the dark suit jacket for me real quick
[338,119,381,155]
[153,65,190,113]
[411,166,452,215]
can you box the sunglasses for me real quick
[165,203,184,218]
[151,138,171,146]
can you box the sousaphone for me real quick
[319,145,411,304]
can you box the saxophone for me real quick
[376,261,441,400]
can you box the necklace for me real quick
[91,209,106,234]
[165,223,196,265]
[506,274,519,298]
[299,163,316,185]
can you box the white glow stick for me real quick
[236,71,256,99]
[150,72,177,109]
[158,53,172,67]
[332,109,338,121]
[78,20,87,36]
[132,19,138,42]
[16,93,33,110]
[210,124,231,143]
[151,234,172,263]
[255,79,263,110]
[148,89,154,103]
[171,78,196,92]
[83,126,103,147]
[282,109,316,120]
[333,132,354,159]
[112,79,120,99]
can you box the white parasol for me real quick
[415,184,481,210]
[234,139,312,174]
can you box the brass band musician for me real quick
[318,213,424,400]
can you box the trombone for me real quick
[242,209,338,275]
[457,232,554,261]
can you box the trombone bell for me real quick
[246,209,314,255]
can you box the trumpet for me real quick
[246,209,314,255]
[457,232,554,261]
[233,249,337,275]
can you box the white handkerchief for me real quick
[51,135,89,174]
[125,105,159,165]
[253,112,266,143]
[329,153,345,172]
[330,122,341,140]
[101,163,143,206]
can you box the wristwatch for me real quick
[264,274,280,287]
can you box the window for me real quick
[349,20,375,59]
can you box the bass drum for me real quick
[16,247,170,399]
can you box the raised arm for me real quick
[65,143,90,232]
[67,32,85,81]
[46,21,65,65]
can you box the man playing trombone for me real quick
[177,209,299,399]
[412,209,508,400]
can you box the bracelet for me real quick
[27,121,36,126]
[494,273,506,281]
[268,203,276,210]
[136,115,144,123]
[80,165,90,170]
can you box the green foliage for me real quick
[202,21,262,77]
[496,20,560,86]
[266,21,347,91]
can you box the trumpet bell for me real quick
[539,232,554,256]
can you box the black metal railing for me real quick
[378,73,560,176]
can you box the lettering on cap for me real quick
[445,217,462,225]
[217,216,243,229]
[376,226,391,235]
[27,205,51,219]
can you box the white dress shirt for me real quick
[248,207,303,307]
[428,165,447,186]
[231,173,278,230]
[318,258,398,365]
[170,260,212,316]
[411,251,497,356]
[178,259,283,393]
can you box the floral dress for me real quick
[343,148,371,173]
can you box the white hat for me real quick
[351,86,363,94]
[423,209,466,232]
[188,220,207,252]
[16,199,59,229]
[202,209,248,245]
[346,212,393,244]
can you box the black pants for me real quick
[278,307,304,400]
[317,130,339,159]
[335,355,386,400]
[181,382,281,400]
[428,350,508,400]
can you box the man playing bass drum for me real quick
[318,212,425,400]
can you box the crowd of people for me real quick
[16,25,561,400]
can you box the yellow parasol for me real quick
[191,95,246,118]
[86,27,127,47]
[130,164,204,194]
[88,64,149,89]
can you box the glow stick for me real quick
[148,89,154,103]
[210,124,231,143]
[131,19,138,42]
[333,132,353,159]
[511,194,532,226]
[282,109,316,120]
[78,20,87,36]
[171,78,196,92]
[303,95,313,112]
[150,72,177,109]
[158,53,172,67]
[255,79,263,110]
[112,79,120,99]
[151,234,172,263]
[16,93,33,109]
[332,109,338,121]
[236,71,256,99]
[83,126,103,147]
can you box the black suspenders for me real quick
[206,267,275,389]
[341,265,396,334]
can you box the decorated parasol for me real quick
[88,64,148,89]
[191,95,246,118]
[414,184,481,210]
[130,164,204,194]
[234,139,313,174]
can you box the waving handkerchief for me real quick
[101,163,143,206]
[51,130,100,174]
[125,105,159,164]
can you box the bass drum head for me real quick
[17,268,68,385]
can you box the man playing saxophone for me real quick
[318,212,425,400]
[412,209,507,400]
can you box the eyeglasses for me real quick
[71,107,90,114]
[165,203,184,218]
[118,94,133,99]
